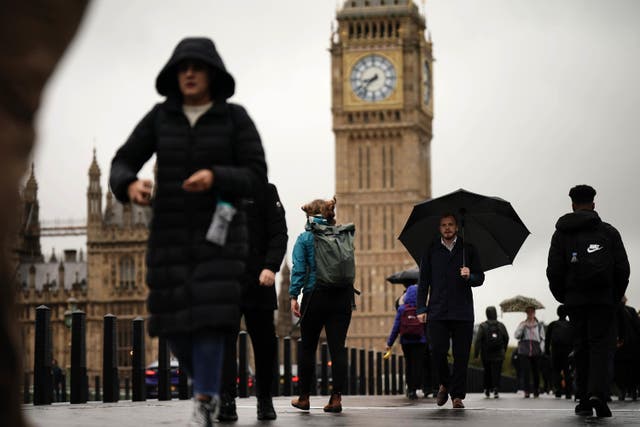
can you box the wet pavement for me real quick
[24,393,640,426]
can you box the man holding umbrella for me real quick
[416,213,485,409]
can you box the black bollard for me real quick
[272,336,280,397]
[384,355,390,395]
[320,342,329,396]
[94,376,101,401]
[125,377,130,400]
[238,331,249,398]
[24,372,30,404]
[103,314,119,402]
[311,347,318,395]
[158,336,171,400]
[349,348,357,395]
[70,310,87,404]
[34,305,52,405]
[368,350,374,395]
[61,374,67,402]
[131,317,146,401]
[283,336,292,396]
[359,349,366,395]
[178,360,189,400]
[376,352,383,395]
[391,354,397,395]
[398,355,404,396]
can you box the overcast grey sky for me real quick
[33,0,639,338]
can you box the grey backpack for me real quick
[309,222,356,288]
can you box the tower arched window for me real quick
[119,256,135,289]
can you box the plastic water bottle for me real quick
[206,201,237,246]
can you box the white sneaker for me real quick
[188,398,217,427]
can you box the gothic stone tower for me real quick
[331,0,433,351]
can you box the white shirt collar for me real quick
[441,236,457,252]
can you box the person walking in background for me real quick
[547,185,630,418]
[515,307,545,398]
[51,359,63,402]
[614,296,640,401]
[110,37,267,426]
[218,183,287,421]
[474,306,508,398]
[416,213,485,409]
[385,284,427,399]
[290,198,355,413]
[546,305,574,399]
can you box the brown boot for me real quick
[452,398,465,409]
[323,393,342,413]
[436,385,448,406]
[291,394,310,411]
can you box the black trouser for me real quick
[298,287,352,395]
[428,320,474,399]
[482,359,503,392]
[520,355,540,394]
[221,308,276,399]
[401,343,426,392]
[551,347,572,396]
[566,305,616,401]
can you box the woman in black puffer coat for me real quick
[110,37,266,425]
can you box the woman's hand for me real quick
[128,179,153,205]
[291,298,301,317]
[182,169,214,192]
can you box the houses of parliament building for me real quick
[17,0,433,380]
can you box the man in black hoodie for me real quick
[547,185,630,418]
[474,306,509,398]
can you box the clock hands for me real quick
[363,73,379,88]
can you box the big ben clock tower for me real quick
[331,0,433,351]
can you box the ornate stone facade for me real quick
[331,1,433,351]
[16,152,157,384]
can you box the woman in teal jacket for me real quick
[289,198,352,413]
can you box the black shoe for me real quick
[589,397,612,418]
[217,394,238,422]
[494,391,499,399]
[407,390,418,400]
[574,401,592,417]
[484,389,490,398]
[257,396,277,420]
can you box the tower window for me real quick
[356,23,362,38]
[119,256,135,289]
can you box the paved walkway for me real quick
[24,393,640,426]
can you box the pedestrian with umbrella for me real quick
[500,296,546,398]
[400,189,530,409]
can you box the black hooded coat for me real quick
[110,38,267,336]
[474,306,509,361]
[546,209,629,306]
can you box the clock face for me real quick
[350,54,397,102]
[423,61,431,106]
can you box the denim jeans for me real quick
[167,331,225,397]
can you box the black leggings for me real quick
[402,343,426,392]
[298,287,352,395]
[520,355,540,394]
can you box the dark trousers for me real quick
[298,287,352,395]
[428,320,474,399]
[482,359,503,392]
[567,305,616,401]
[551,348,572,397]
[401,343,426,392]
[520,355,540,394]
[221,308,276,398]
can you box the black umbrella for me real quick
[398,188,530,272]
[386,267,419,285]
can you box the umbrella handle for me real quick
[460,215,466,267]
